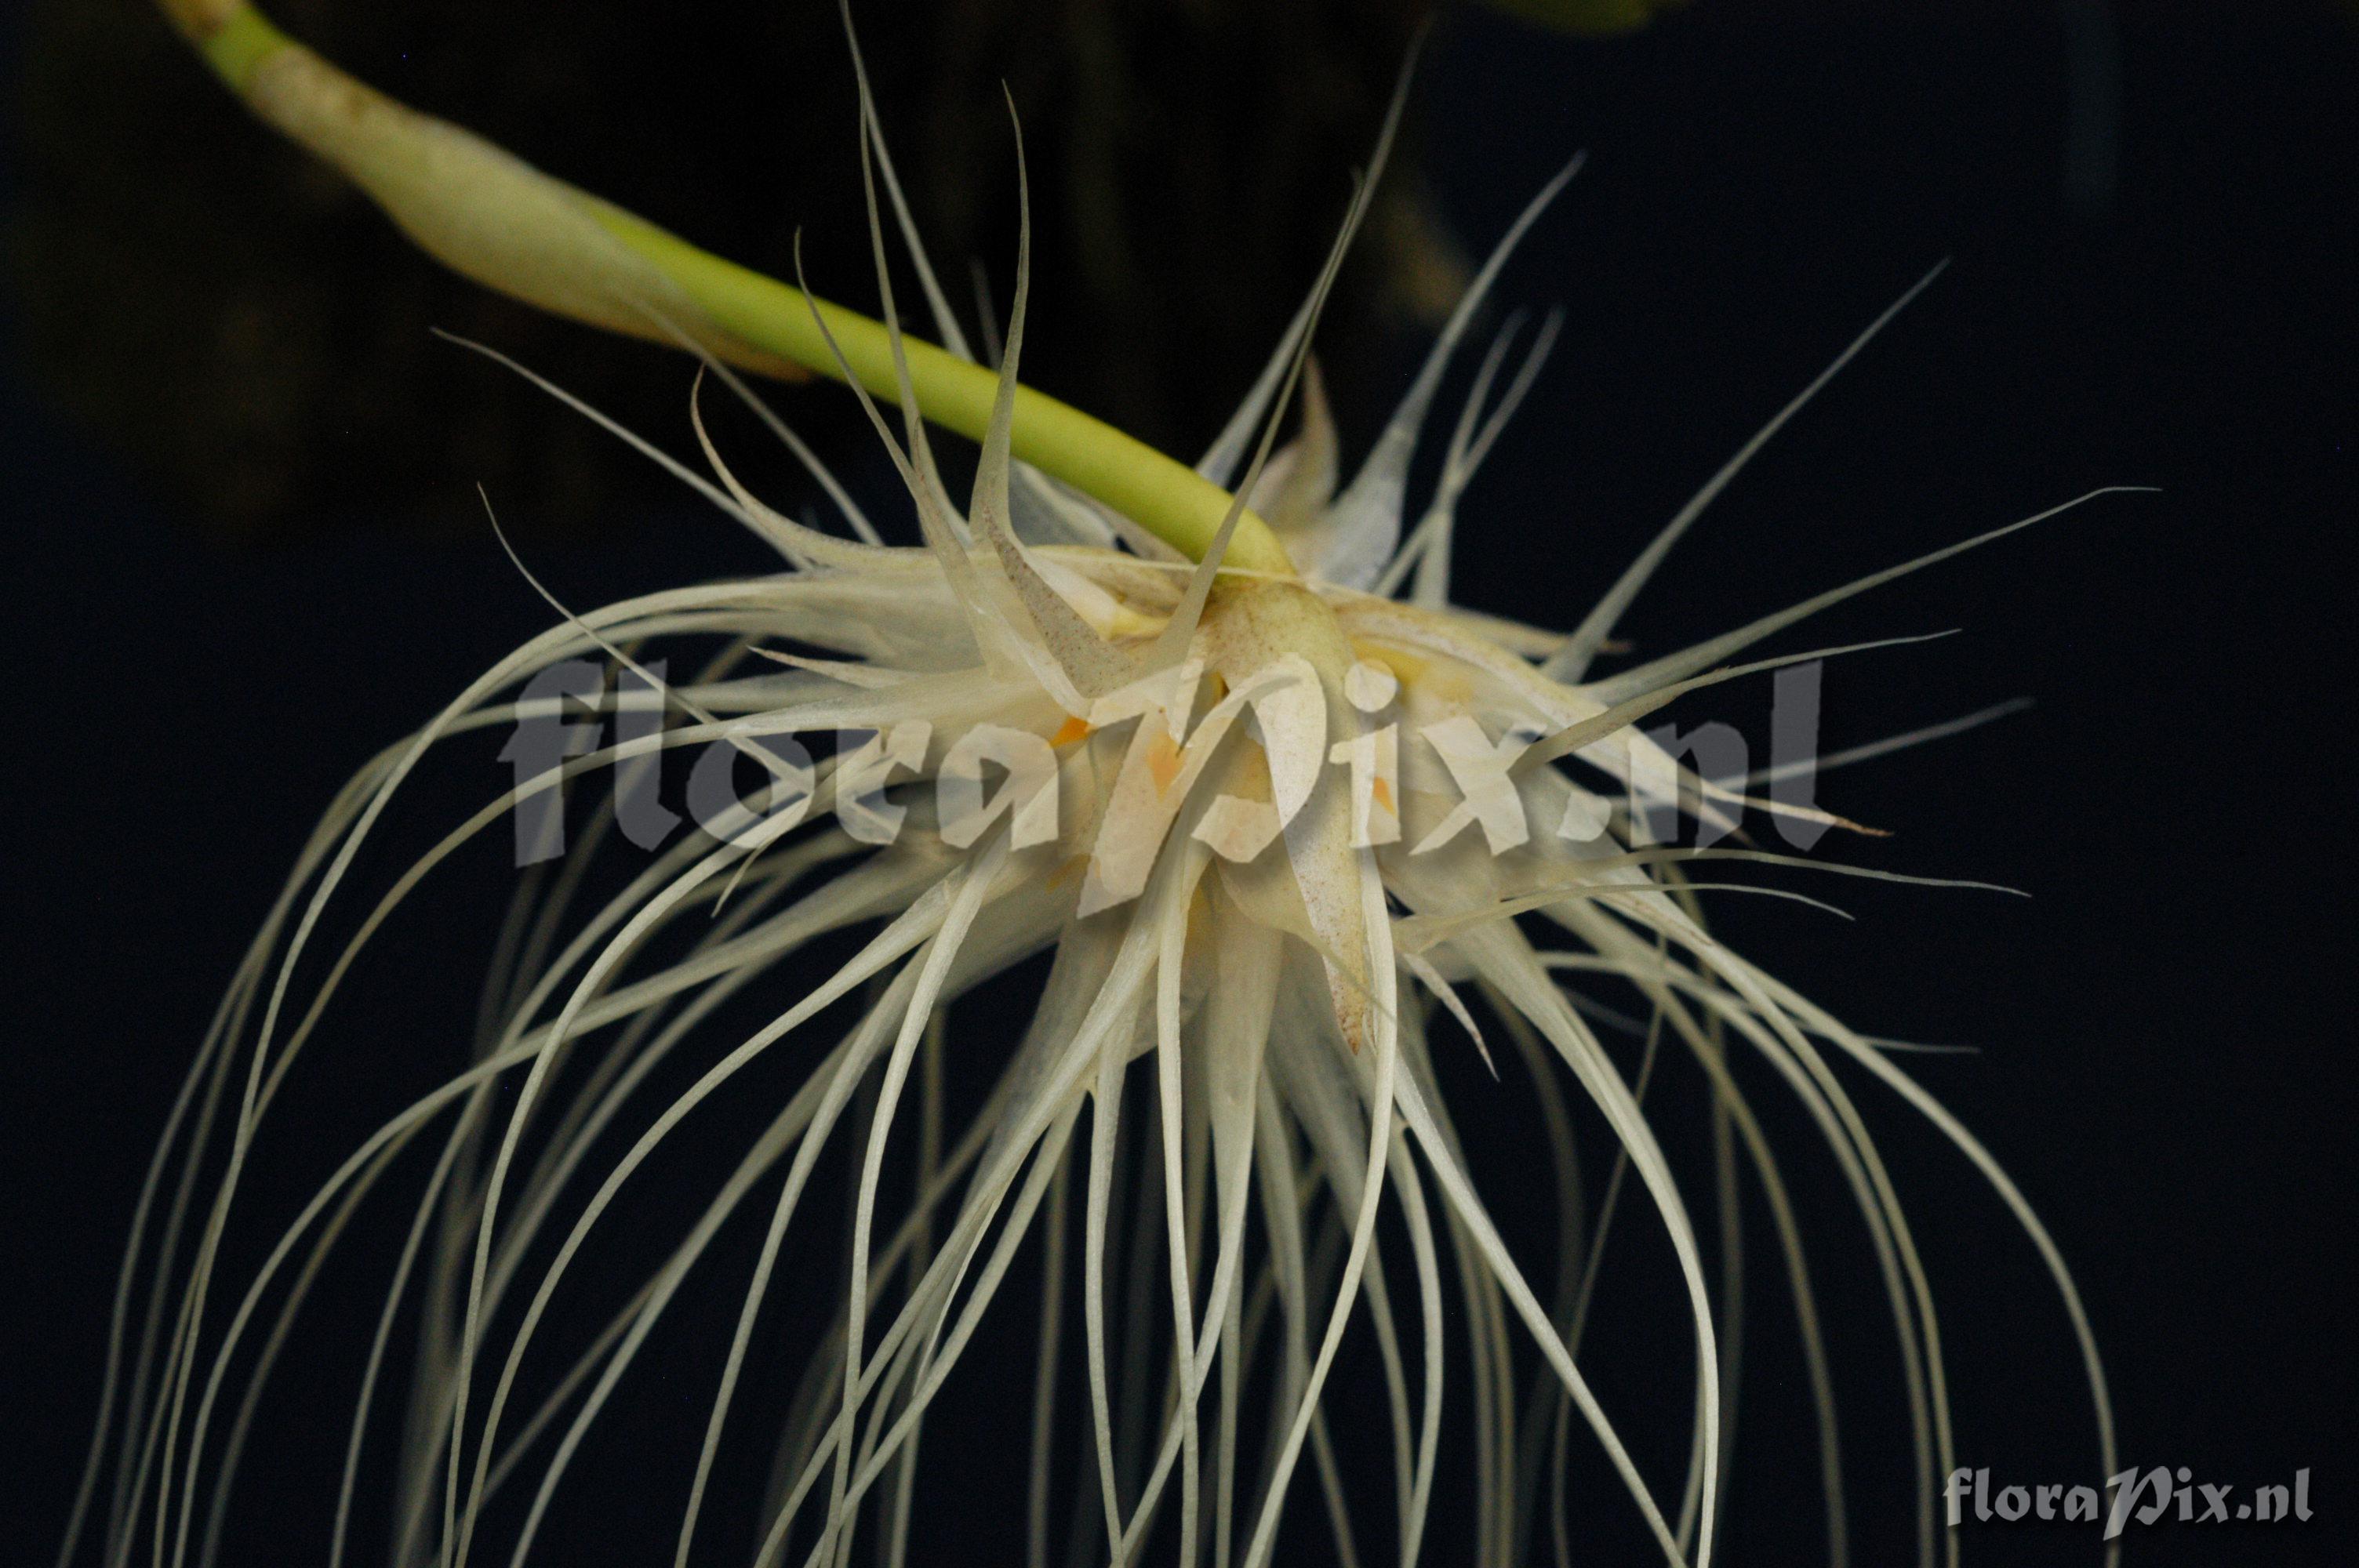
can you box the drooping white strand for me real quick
[1537,950,1851,1564]
[1027,1149,1072,1568]
[1241,858,1402,1568]
[1082,1016,1131,1560]
[1746,962,2118,1568]
[445,868,963,1568]
[1150,845,1208,1567]
[1570,901,1943,1568]
[828,833,1012,1562]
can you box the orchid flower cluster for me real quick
[65,7,2135,1568]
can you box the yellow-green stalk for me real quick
[157,0,1296,575]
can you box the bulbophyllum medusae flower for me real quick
[72,8,2143,1568]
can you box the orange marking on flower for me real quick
[1049,714,1092,747]
[1147,730,1183,793]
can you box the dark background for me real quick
[5,2,2352,1564]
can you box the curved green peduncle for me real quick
[156,0,1296,575]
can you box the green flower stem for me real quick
[582,205,1296,573]
[159,0,1296,575]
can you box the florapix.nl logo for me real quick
[497,654,1865,887]
[1946,1465,2314,1541]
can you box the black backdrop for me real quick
[5,3,2352,1565]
